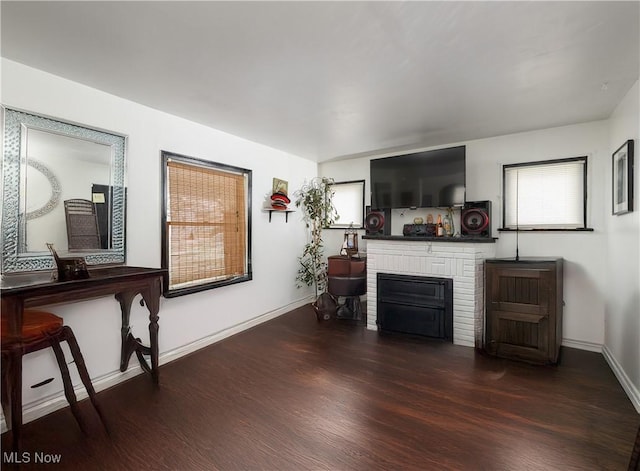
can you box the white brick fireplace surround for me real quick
[365,238,496,347]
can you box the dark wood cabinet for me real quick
[485,258,563,364]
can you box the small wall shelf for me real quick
[264,209,295,223]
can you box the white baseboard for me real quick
[561,338,603,353]
[158,295,313,366]
[1,296,313,433]
[602,345,640,414]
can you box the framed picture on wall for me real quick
[612,139,634,215]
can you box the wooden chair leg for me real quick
[1,352,11,428]
[6,348,23,451]
[61,327,109,434]
[629,424,640,471]
[48,336,89,436]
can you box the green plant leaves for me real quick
[293,177,337,299]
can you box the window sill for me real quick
[498,228,594,232]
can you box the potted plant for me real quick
[294,177,339,320]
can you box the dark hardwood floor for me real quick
[2,304,639,470]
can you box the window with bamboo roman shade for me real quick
[161,151,252,297]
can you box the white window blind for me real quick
[329,180,365,228]
[504,158,586,229]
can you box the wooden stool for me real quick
[327,255,367,322]
[1,310,107,450]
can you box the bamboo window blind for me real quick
[164,156,251,296]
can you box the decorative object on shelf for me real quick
[425,223,436,236]
[443,213,452,236]
[612,139,634,215]
[270,178,290,210]
[436,214,444,237]
[294,177,338,319]
[340,224,359,257]
[413,217,424,225]
[272,177,288,197]
[270,191,290,210]
[446,207,457,236]
[426,213,434,224]
[264,177,294,222]
[46,243,90,281]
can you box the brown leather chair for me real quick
[1,310,107,450]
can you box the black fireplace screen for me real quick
[377,273,453,341]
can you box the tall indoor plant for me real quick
[294,177,338,318]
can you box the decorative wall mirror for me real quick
[1,107,127,273]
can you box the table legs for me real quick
[115,278,161,383]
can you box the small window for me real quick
[328,180,365,229]
[162,151,252,297]
[502,157,587,230]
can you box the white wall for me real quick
[1,59,317,422]
[604,80,639,412]
[320,120,611,351]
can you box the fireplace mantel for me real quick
[365,238,496,347]
[363,235,497,243]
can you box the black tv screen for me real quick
[370,146,465,209]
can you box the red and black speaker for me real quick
[461,201,491,237]
[365,207,391,236]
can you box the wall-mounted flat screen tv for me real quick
[370,145,465,209]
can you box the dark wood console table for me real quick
[1,266,166,442]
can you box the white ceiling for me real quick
[2,1,639,163]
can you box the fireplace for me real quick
[377,273,453,341]
[364,238,496,347]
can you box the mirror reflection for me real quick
[2,108,127,273]
[21,128,112,253]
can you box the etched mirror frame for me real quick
[1,107,127,272]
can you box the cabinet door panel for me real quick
[493,309,549,352]
[486,265,555,363]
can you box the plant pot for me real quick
[313,292,336,321]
